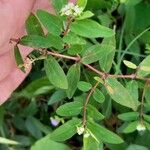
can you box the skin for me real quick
[0,0,75,105]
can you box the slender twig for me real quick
[62,16,73,36]
[82,82,100,128]
[84,64,150,83]
[47,51,80,61]
[44,51,150,83]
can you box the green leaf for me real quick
[21,100,38,116]
[77,11,94,20]
[25,116,42,139]
[143,114,150,123]
[21,77,53,98]
[56,101,83,116]
[71,19,115,38]
[82,44,114,64]
[118,112,139,121]
[99,36,116,72]
[37,10,62,36]
[137,55,150,77]
[126,80,139,101]
[44,56,68,89]
[105,78,140,111]
[145,85,150,103]
[87,104,105,120]
[21,34,63,50]
[77,0,87,10]
[121,0,143,6]
[51,0,68,14]
[25,13,44,36]
[140,66,150,71]
[118,121,138,133]
[77,81,92,92]
[127,144,148,150]
[28,117,51,134]
[0,137,20,145]
[67,44,83,55]
[63,32,86,45]
[144,121,150,130]
[48,90,66,105]
[66,64,80,99]
[50,118,81,142]
[123,60,137,69]
[47,34,64,50]
[13,135,32,146]
[14,45,25,72]
[87,121,124,144]
[93,88,105,103]
[31,136,71,150]
[83,135,103,150]
[20,35,52,48]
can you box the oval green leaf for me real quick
[56,101,83,116]
[93,88,105,103]
[37,10,62,36]
[44,56,68,89]
[105,78,140,111]
[87,121,124,144]
[66,64,80,99]
[77,81,92,92]
[118,112,139,121]
[50,118,81,142]
[71,19,115,38]
[123,60,137,69]
[25,13,44,36]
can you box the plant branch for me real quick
[62,16,73,36]
[84,64,150,83]
[82,82,100,128]
[45,51,150,83]
[47,51,80,61]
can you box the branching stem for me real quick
[82,82,99,128]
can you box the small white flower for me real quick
[77,126,85,135]
[60,3,82,17]
[74,5,82,14]
[136,123,146,131]
[65,9,72,16]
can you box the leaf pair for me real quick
[45,56,80,99]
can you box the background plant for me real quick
[1,0,150,149]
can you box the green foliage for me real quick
[105,78,140,111]
[77,0,87,10]
[36,10,62,36]
[4,0,150,150]
[71,19,115,38]
[51,0,68,14]
[66,64,80,99]
[25,13,44,36]
[31,136,71,150]
[44,56,68,89]
[14,45,25,72]
[87,121,124,144]
[56,101,83,116]
[49,118,81,142]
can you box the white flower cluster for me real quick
[60,3,82,17]
[77,125,84,135]
[136,123,146,131]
